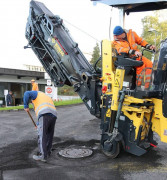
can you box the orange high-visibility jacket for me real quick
[32,82,39,91]
[32,92,57,118]
[113,29,148,55]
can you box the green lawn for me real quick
[54,98,82,106]
[0,98,83,111]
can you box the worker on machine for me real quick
[24,91,57,162]
[113,26,156,90]
[31,79,39,91]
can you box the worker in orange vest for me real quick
[31,79,39,91]
[113,26,156,89]
[24,91,57,162]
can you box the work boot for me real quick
[32,155,47,162]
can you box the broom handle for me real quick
[27,111,37,128]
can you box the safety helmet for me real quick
[31,79,35,82]
[113,26,124,36]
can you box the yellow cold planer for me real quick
[100,39,167,158]
[25,1,167,158]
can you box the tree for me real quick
[90,43,101,67]
[141,10,167,59]
[58,85,77,96]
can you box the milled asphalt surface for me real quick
[1,104,167,180]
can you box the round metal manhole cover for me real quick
[58,147,93,159]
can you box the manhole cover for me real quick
[59,147,93,159]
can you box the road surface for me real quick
[0,104,167,180]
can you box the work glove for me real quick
[149,45,156,51]
[146,44,156,51]
[135,51,142,57]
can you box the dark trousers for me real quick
[37,114,56,159]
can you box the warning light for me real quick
[102,86,107,93]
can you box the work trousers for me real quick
[136,56,153,89]
[37,114,56,159]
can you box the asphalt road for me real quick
[0,104,167,180]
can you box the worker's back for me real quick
[32,91,57,118]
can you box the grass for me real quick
[54,98,82,106]
[0,98,83,111]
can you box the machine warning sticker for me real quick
[54,43,64,56]
[164,129,167,136]
[114,79,119,87]
[120,116,125,121]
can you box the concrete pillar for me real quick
[25,83,28,91]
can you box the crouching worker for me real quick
[23,91,57,162]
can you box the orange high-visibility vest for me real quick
[113,29,148,55]
[32,83,39,91]
[32,92,57,118]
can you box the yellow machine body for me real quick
[151,98,167,143]
[101,39,167,145]
[101,39,115,96]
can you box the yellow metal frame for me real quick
[101,39,115,95]
[122,96,152,140]
[111,68,125,111]
[151,98,167,143]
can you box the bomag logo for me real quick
[54,43,64,57]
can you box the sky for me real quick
[0,0,153,69]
